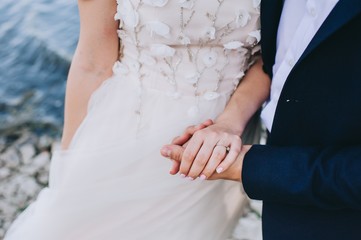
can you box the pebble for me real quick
[1,148,21,169]
[0,228,5,239]
[19,143,36,165]
[0,168,11,180]
[0,132,55,236]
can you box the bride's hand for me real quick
[162,119,213,175]
[162,119,243,180]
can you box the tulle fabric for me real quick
[5,75,246,240]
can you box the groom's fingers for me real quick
[169,160,180,175]
[161,145,184,163]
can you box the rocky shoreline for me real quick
[0,130,60,238]
[0,130,262,239]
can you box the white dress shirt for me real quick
[261,0,339,132]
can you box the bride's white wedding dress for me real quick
[5,0,260,239]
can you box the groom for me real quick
[165,0,361,239]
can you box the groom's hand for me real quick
[162,144,252,182]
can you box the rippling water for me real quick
[0,0,79,135]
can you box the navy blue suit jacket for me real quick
[242,0,361,239]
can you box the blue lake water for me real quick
[0,0,79,135]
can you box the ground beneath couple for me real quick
[0,129,262,240]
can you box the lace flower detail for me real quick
[253,0,261,9]
[178,0,195,9]
[166,91,182,99]
[117,29,127,39]
[235,9,251,28]
[139,52,157,66]
[224,41,244,50]
[128,59,141,73]
[113,61,129,75]
[185,72,200,84]
[143,0,169,7]
[203,91,220,100]
[117,0,139,28]
[178,33,191,45]
[150,44,176,57]
[246,30,261,45]
[202,51,218,68]
[146,21,171,38]
[204,27,216,40]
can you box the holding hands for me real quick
[161,58,270,182]
[161,119,251,181]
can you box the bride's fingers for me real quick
[186,140,218,179]
[214,137,242,173]
[179,137,203,178]
[199,145,228,180]
[171,119,214,145]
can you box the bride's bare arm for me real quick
[61,0,119,149]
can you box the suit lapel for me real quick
[298,0,361,63]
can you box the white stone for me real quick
[0,180,17,199]
[19,164,38,175]
[0,137,6,152]
[0,228,5,239]
[1,148,20,169]
[0,201,17,218]
[19,143,36,165]
[17,176,40,197]
[38,135,53,149]
[0,168,11,180]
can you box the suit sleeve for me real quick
[242,144,361,210]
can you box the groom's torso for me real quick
[261,0,361,239]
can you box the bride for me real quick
[5,0,269,239]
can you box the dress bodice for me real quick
[114,0,260,117]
